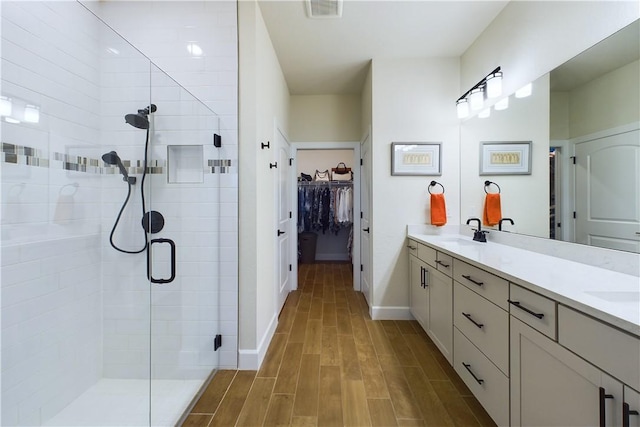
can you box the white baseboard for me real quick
[371,306,412,320]
[237,313,278,370]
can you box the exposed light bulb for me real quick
[456,99,469,119]
[494,97,509,111]
[486,72,502,98]
[478,108,491,119]
[515,83,532,98]
[469,88,484,111]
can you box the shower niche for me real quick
[167,145,204,184]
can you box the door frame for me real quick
[290,141,361,291]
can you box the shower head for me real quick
[102,151,136,184]
[124,104,157,130]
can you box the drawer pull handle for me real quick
[508,300,544,319]
[421,267,428,288]
[436,260,450,268]
[623,402,640,427]
[462,275,483,286]
[462,363,484,385]
[599,387,614,427]
[462,312,484,329]
[407,245,417,250]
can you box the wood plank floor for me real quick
[182,263,497,427]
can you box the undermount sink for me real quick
[435,237,481,246]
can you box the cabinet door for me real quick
[625,386,640,427]
[427,267,453,364]
[511,317,623,427]
[409,254,429,330]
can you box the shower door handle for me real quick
[147,238,176,284]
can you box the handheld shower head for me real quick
[124,104,157,130]
[102,151,136,184]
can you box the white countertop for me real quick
[407,232,640,336]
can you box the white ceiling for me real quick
[258,1,510,95]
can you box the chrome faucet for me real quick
[466,218,487,242]
[498,218,514,231]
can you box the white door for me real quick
[575,129,640,252]
[360,133,372,305]
[276,127,292,314]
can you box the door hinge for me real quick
[289,264,292,272]
[289,211,292,219]
[570,156,576,165]
[360,211,363,219]
[360,158,363,166]
[557,222,562,228]
[360,264,363,272]
[289,158,293,166]
[214,334,222,351]
[573,211,577,219]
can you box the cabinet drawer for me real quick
[453,259,509,309]
[435,252,453,277]
[509,284,557,340]
[454,283,509,375]
[407,239,418,257]
[558,305,640,391]
[417,242,437,267]
[454,328,509,427]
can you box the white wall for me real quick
[568,59,639,138]
[460,74,551,238]
[370,57,460,312]
[290,94,361,142]
[461,1,639,106]
[238,0,290,369]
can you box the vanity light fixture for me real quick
[456,98,469,119]
[485,71,503,98]
[469,88,484,111]
[515,83,532,98]
[494,96,509,111]
[455,66,501,118]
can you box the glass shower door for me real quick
[148,64,221,426]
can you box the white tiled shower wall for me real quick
[84,0,239,370]
[1,2,103,425]
[1,1,238,425]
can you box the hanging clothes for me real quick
[297,182,353,234]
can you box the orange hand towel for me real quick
[483,193,502,226]
[430,193,447,226]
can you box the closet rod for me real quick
[297,181,353,186]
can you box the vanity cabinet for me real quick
[453,259,510,425]
[624,387,640,427]
[407,235,639,427]
[407,239,453,363]
[511,316,624,427]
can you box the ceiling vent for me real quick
[305,0,343,19]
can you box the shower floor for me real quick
[44,379,203,427]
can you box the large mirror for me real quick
[460,19,640,253]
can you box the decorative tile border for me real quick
[2,142,233,174]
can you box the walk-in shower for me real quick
[1,2,223,426]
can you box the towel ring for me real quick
[428,180,445,194]
[484,180,501,194]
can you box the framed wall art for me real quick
[480,141,532,175]
[391,142,442,176]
